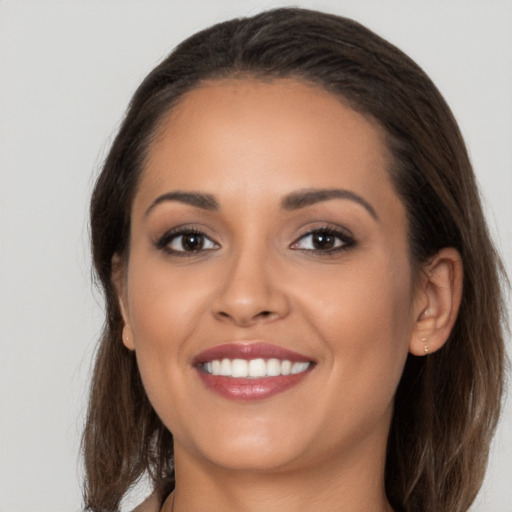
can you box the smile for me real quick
[193,342,315,401]
[201,358,311,378]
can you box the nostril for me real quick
[215,309,275,325]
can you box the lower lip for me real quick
[196,368,313,401]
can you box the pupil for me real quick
[313,232,335,249]
[182,234,203,251]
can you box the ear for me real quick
[111,253,135,351]
[409,248,463,356]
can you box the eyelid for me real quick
[290,225,355,253]
[153,223,355,257]
[154,226,220,255]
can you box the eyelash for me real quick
[291,226,355,255]
[155,226,355,257]
[155,228,219,257]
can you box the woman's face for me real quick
[118,78,421,474]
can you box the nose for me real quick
[212,248,290,327]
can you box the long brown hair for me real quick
[83,8,507,512]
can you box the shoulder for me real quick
[132,493,160,512]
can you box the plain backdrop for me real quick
[1,1,511,511]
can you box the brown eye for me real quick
[311,232,336,250]
[291,228,354,253]
[180,233,205,251]
[158,230,219,254]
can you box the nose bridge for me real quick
[213,237,289,326]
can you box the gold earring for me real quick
[422,338,428,354]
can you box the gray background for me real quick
[1,1,511,511]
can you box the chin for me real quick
[193,443,306,473]
[174,418,315,473]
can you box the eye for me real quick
[291,227,354,253]
[156,229,219,255]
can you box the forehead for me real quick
[136,78,400,217]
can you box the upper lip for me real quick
[192,342,313,366]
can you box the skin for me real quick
[116,78,463,512]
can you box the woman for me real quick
[82,8,507,512]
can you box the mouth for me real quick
[192,342,315,401]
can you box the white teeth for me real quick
[212,360,221,375]
[267,358,281,376]
[281,360,292,376]
[291,362,310,374]
[202,358,311,378]
[231,359,248,378]
[220,358,231,376]
[248,358,266,377]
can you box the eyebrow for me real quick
[281,188,378,220]
[145,187,377,220]
[145,191,219,216]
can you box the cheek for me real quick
[300,253,412,337]
[295,254,414,405]
[127,256,210,348]
[306,266,412,452]
[124,256,211,408]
